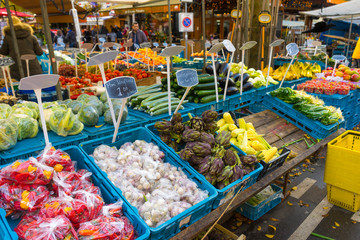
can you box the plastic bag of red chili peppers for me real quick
[37,146,75,172]
[51,170,94,196]
[102,200,123,218]
[24,215,78,240]
[73,190,104,221]
[0,183,50,211]
[14,212,41,239]
[0,158,54,185]
[77,215,135,240]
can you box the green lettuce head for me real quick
[0,119,18,150]
[22,101,39,119]
[77,94,90,102]
[104,104,128,125]
[87,100,103,116]
[78,104,99,126]
[9,114,39,140]
[10,106,35,118]
[67,100,83,114]
[0,104,11,119]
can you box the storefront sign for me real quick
[179,12,194,32]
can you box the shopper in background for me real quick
[352,37,360,68]
[116,26,123,43]
[53,30,64,46]
[108,29,117,42]
[65,26,77,48]
[127,22,148,50]
[100,25,108,35]
[0,16,43,79]
[91,26,98,44]
[83,27,92,43]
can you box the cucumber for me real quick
[146,97,179,108]
[130,88,161,99]
[150,99,184,112]
[194,82,218,90]
[136,92,162,102]
[198,73,210,78]
[176,89,186,96]
[198,76,215,84]
[141,92,173,107]
[151,105,185,116]
[196,90,216,97]
[200,94,224,103]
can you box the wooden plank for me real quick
[169,128,346,240]
[242,110,279,128]
[272,129,309,153]
[262,122,299,145]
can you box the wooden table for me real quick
[170,110,345,240]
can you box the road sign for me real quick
[179,12,194,32]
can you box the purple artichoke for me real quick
[189,155,205,165]
[216,182,227,190]
[200,132,215,146]
[209,158,224,175]
[190,117,205,131]
[215,131,231,148]
[173,123,185,134]
[160,133,172,145]
[171,112,183,125]
[204,172,217,185]
[154,120,172,133]
[168,141,178,152]
[192,142,212,157]
[204,121,219,134]
[240,155,258,165]
[217,166,234,182]
[179,148,194,160]
[185,142,197,149]
[202,110,218,123]
[223,149,237,166]
[182,129,201,142]
[198,161,211,174]
[230,165,245,183]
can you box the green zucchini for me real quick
[146,97,179,108]
[200,94,224,103]
[198,76,215,84]
[194,97,200,103]
[196,90,216,97]
[141,92,174,107]
[138,84,162,92]
[130,88,161,99]
[151,105,185,116]
[176,89,186,96]
[150,99,184,112]
[136,92,163,102]
[194,82,218,90]
[198,73,210,78]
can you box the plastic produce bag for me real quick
[73,190,104,221]
[101,200,123,218]
[0,103,11,119]
[51,170,95,196]
[9,114,39,140]
[0,158,54,185]
[10,106,35,118]
[14,212,41,239]
[0,119,18,151]
[24,215,78,240]
[104,104,128,125]
[67,100,83,114]
[78,104,99,126]
[49,108,84,136]
[22,101,40,120]
[37,146,75,172]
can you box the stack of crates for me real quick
[324,130,360,212]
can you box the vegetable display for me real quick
[91,140,209,227]
[270,87,343,125]
[128,84,188,116]
[0,92,18,106]
[155,111,258,189]
[0,119,18,151]
[266,61,321,81]
[217,113,279,162]
[246,185,277,206]
[0,146,136,239]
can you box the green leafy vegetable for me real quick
[0,119,18,150]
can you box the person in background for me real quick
[91,26,98,44]
[53,30,64,46]
[116,26,123,43]
[0,16,43,80]
[83,27,92,43]
[352,37,360,68]
[127,22,147,50]
[108,29,117,42]
[65,26,77,48]
[100,25,108,35]
[50,30,55,43]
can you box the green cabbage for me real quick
[100,92,107,103]
[0,119,18,151]
[67,100,83,114]
[87,100,103,116]
[104,99,122,112]
[9,114,39,140]
[10,106,35,118]
[49,108,83,136]
[78,104,99,126]
[77,94,90,102]
[43,101,58,109]
[0,104,11,119]
[22,101,39,119]
[104,104,128,125]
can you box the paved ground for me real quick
[221,144,360,240]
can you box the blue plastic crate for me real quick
[186,98,229,116]
[255,84,277,102]
[282,77,311,88]
[83,113,148,140]
[274,59,326,70]
[79,127,217,240]
[263,93,345,139]
[0,131,88,164]
[0,146,150,240]
[236,184,282,221]
[227,89,256,111]
[309,91,355,112]
[0,209,18,240]
[128,104,194,124]
[346,114,359,130]
[249,103,268,113]
[146,118,262,209]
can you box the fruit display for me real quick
[58,64,86,78]
[0,77,16,89]
[128,49,166,66]
[323,64,360,81]
[267,61,321,81]
[270,87,343,125]
[172,56,187,63]
[191,50,213,57]
[297,79,357,95]
[154,111,258,189]
[297,52,335,67]
[128,84,188,116]
[0,92,18,105]
[0,147,136,239]
[217,112,279,162]
[91,140,209,227]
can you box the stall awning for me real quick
[100,0,181,14]
[300,0,360,19]
[0,8,33,17]
[10,0,87,23]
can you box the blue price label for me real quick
[105,76,138,99]
[176,69,198,87]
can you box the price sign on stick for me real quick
[208,43,225,103]
[0,57,15,96]
[67,48,81,78]
[123,42,132,68]
[331,55,346,77]
[19,74,59,147]
[160,46,185,115]
[153,42,159,47]
[266,39,284,87]
[105,76,138,143]
[239,41,257,95]
[222,40,236,101]
[312,40,321,55]
[279,43,299,88]
[174,69,198,115]
[21,54,36,77]
[88,51,119,128]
